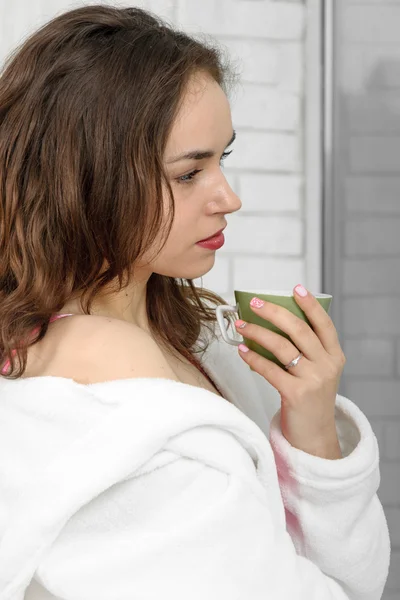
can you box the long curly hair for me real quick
[0,4,238,379]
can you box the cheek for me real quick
[168,215,196,250]
[155,210,195,256]
[173,196,202,229]
[161,183,209,248]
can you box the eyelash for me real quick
[176,150,233,185]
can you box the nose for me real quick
[210,174,242,215]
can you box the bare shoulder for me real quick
[29,314,180,385]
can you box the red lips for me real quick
[198,228,225,243]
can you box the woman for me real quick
[0,5,390,599]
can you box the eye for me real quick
[175,149,234,185]
[177,169,202,184]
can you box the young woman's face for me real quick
[147,71,241,280]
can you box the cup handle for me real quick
[215,304,241,346]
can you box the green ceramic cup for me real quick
[215,289,332,370]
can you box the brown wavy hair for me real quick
[0,4,238,379]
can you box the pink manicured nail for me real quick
[294,284,308,297]
[238,344,249,353]
[235,319,247,329]
[250,297,264,308]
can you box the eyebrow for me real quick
[166,130,236,164]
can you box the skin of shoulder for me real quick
[34,315,180,385]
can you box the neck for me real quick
[59,268,153,334]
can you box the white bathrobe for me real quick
[0,327,391,600]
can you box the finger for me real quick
[248,296,324,363]
[237,343,297,394]
[235,320,308,376]
[293,285,344,358]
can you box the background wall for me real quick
[0,0,397,598]
[327,2,400,597]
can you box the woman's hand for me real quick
[235,285,346,459]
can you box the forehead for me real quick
[165,73,232,152]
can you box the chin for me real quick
[157,255,216,281]
[185,255,216,280]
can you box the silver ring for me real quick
[284,352,303,370]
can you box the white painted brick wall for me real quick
[223,215,302,254]
[238,173,303,212]
[177,0,304,39]
[231,85,301,131]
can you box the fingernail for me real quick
[235,319,247,329]
[238,343,249,353]
[294,284,308,297]
[250,297,264,308]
